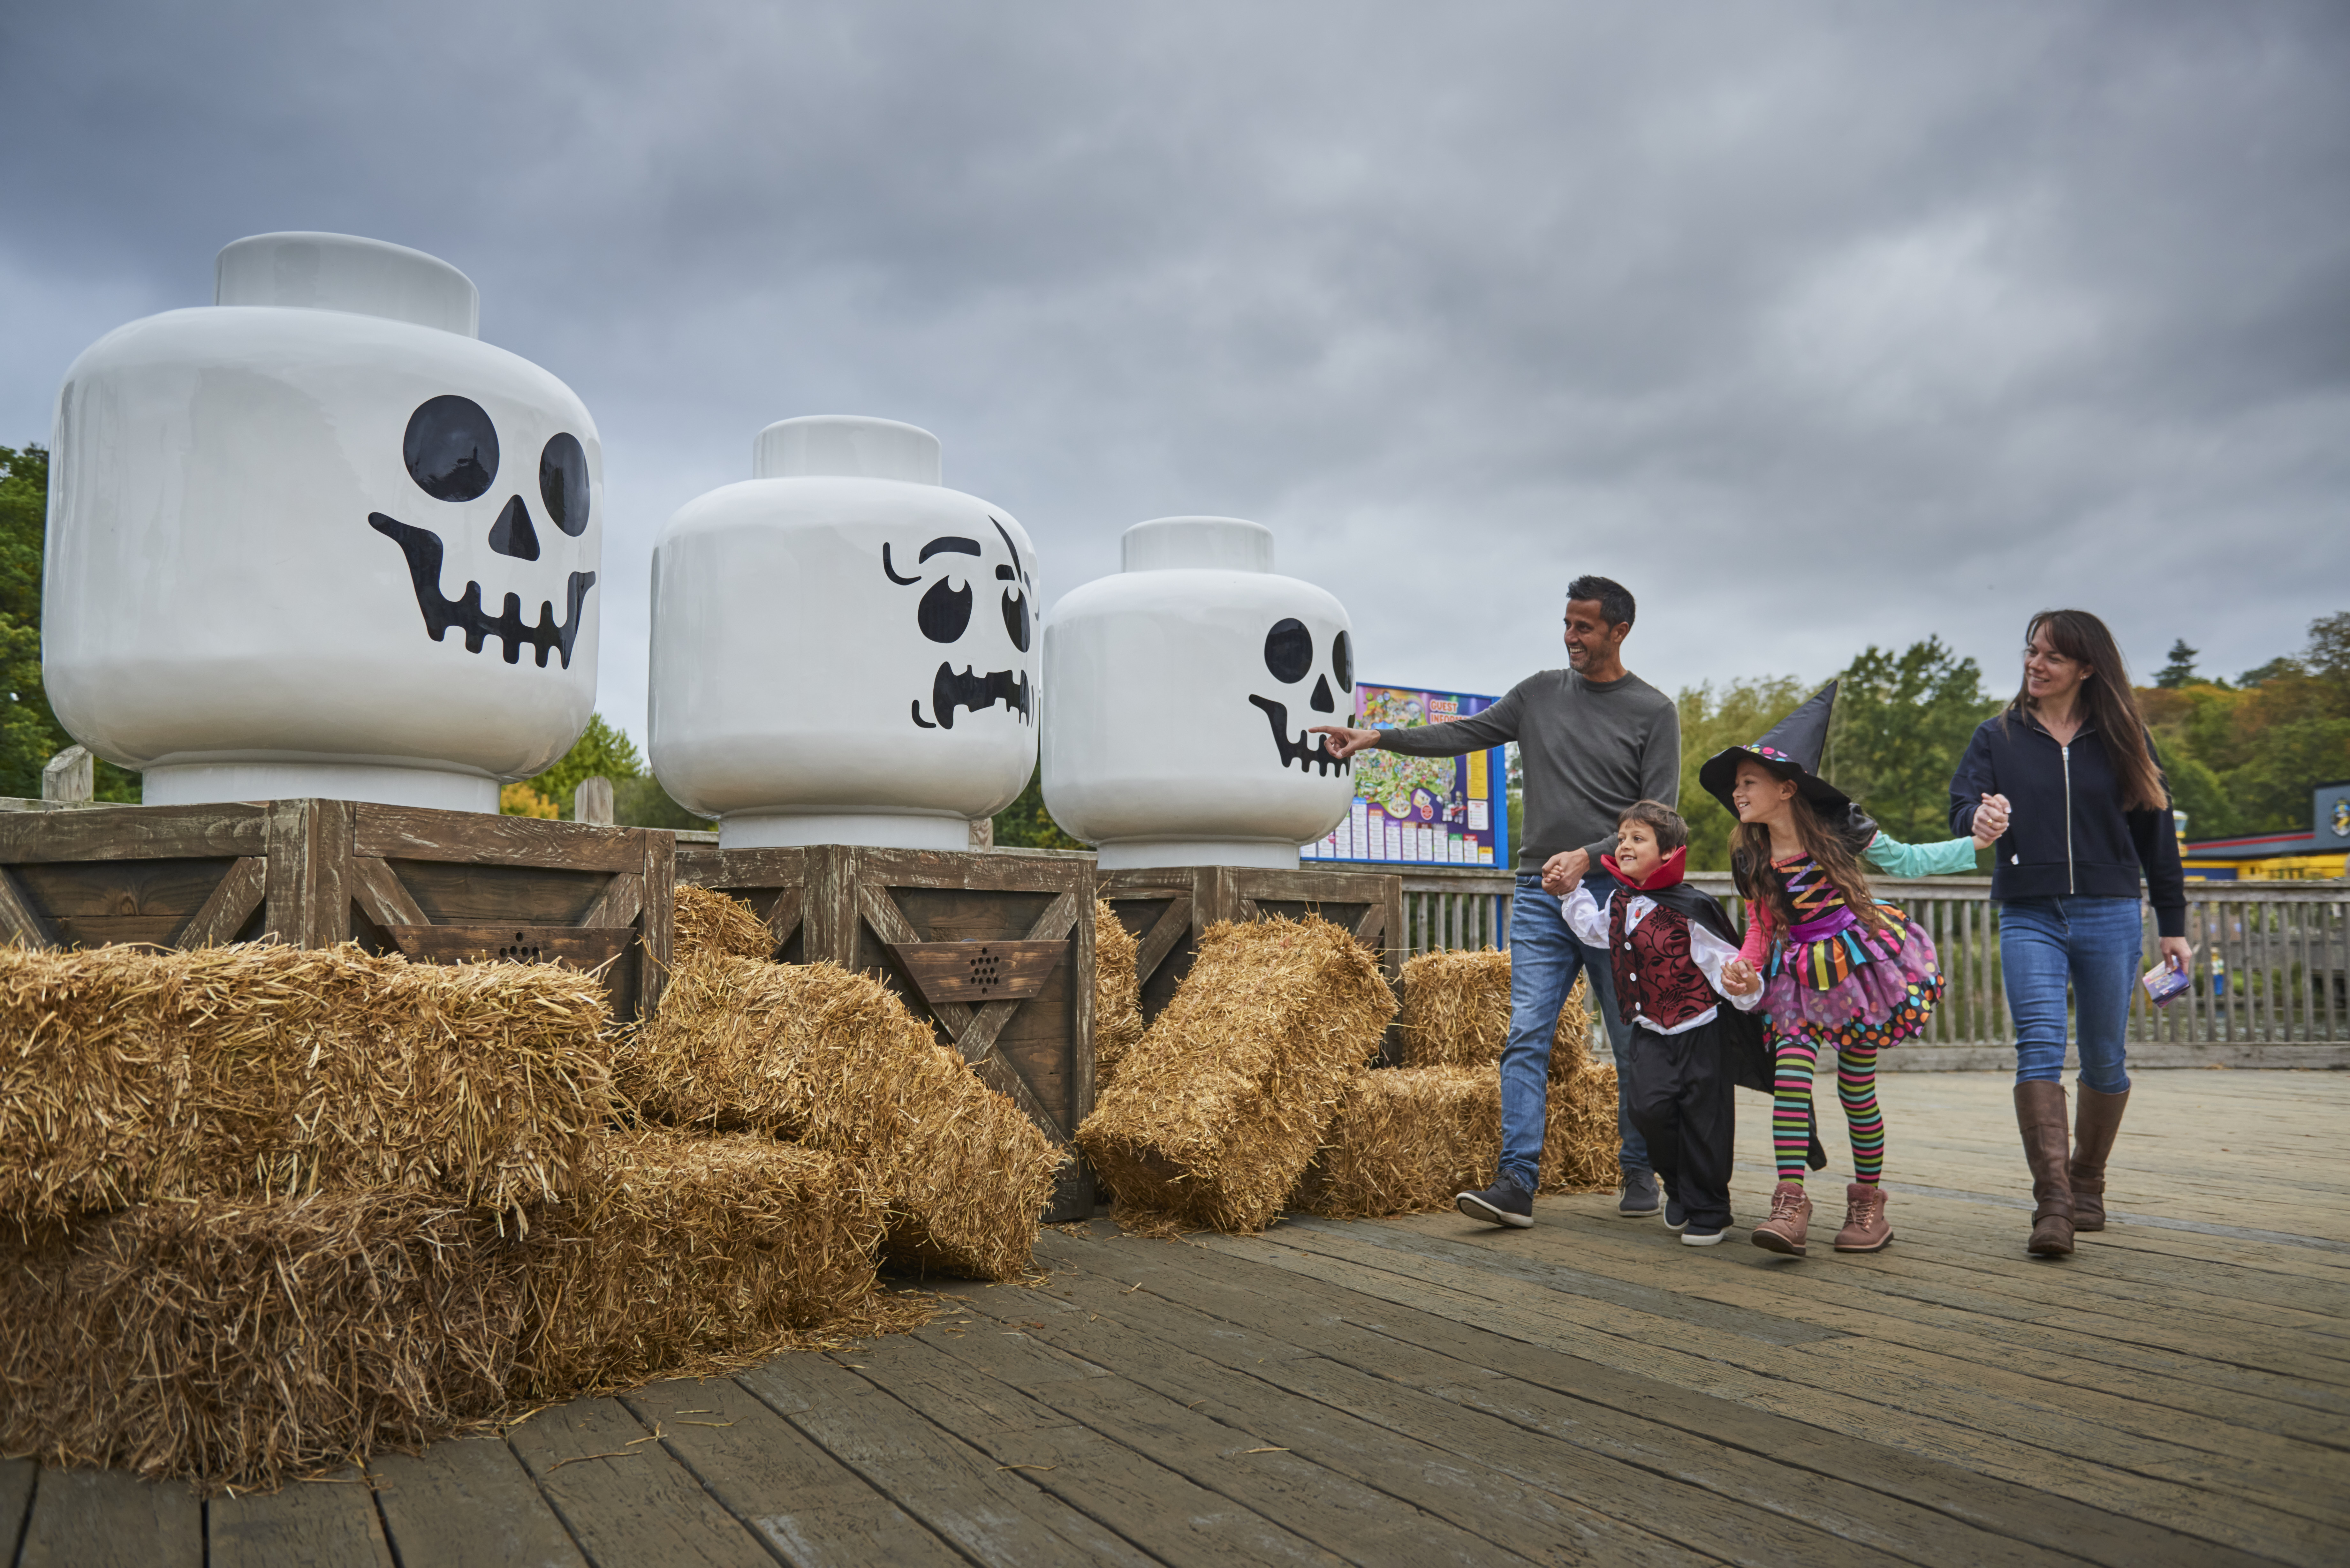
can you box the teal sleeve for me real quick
[1864,830,1979,878]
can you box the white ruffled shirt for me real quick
[1561,885,1763,1036]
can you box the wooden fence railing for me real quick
[1395,865,2350,1047]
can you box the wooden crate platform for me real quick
[676,842,1096,1223]
[13,1068,2343,1566]
[0,798,675,1017]
[1100,864,1403,1023]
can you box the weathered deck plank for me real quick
[208,1470,393,1568]
[620,1376,962,1567]
[15,1467,200,1568]
[370,1436,588,1568]
[506,1396,772,1568]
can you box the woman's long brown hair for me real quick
[2005,608,2168,813]
[1732,790,1891,935]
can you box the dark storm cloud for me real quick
[3,2,2345,743]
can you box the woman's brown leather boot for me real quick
[2069,1086,2130,1232]
[2013,1081,2074,1256]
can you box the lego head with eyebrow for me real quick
[881,516,1036,730]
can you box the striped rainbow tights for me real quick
[1770,1037,1886,1185]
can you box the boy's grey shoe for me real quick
[1664,1197,1688,1232]
[1618,1170,1661,1217]
[1457,1175,1536,1229]
[1682,1224,1727,1246]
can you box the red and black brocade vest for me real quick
[1606,893,1719,1031]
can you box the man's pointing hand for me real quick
[1310,726,1381,761]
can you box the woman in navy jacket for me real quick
[1950,609,2189,1258]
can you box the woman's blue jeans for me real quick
[1499,872,1641,1191]
[1999,896,2142,1094]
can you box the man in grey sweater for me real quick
[1314,575,1680,1228]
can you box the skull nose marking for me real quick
[488,495,541,561]
[1311,675,1335,712]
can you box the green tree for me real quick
[2155,639,2199,689]
[516,714,645,819]
[991,765,1084,850]
[1674,675,1808,871]
[0,445,138,802]
[2140,609,2350,837]
[1823,637,2001,856]
[613,774,714,831]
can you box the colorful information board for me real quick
[1300,684,1508,867]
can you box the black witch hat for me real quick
[1698,680,1853,816]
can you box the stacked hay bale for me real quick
[1078,916,1396,1233]
[0,937,904,1489]
[1093,900,1145,1086]
[619,951,1064,1281]
[1292,960,1617,1218]
[672,882,778,962]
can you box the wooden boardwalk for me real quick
[6,1069,2346,1566]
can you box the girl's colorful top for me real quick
[1735,832,1958,1049]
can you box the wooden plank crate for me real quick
[0,799,676,1019]
[674,842,1097,1223]
[1099,864,1404,1026]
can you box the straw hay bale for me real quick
[672,884,776,963]
[1094,900,1145,1085]
[1394,949,1509,1066]
[1394,954,1595,1078]
[1291,1066,1499,1218]
[1077,916,1396,1234]
[0,1192,529,1487]
[0,943,614,1220]
[518,1129,886,1396]
[621,956,1064,1279]
[1540,1056,1620,1193]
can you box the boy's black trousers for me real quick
[1624,1014,1736,1229]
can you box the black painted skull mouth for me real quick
[369,514,596,668]
[1248,696,1350,776]
[913,663,1034,729]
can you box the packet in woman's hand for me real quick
[2141,961,2191,1008]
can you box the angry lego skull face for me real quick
[1249,615,1353,776]
[368,393,599,667]
[882,514,1036,730]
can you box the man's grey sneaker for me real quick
[1457,1176,1535,1229]
[1664,1197,1688,1232]
[1618,1170,1661,1217]
[1681,1224,1727,1246]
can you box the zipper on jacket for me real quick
[2061,743,2076,895]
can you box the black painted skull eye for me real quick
[403,395,498,502]
[1264,618,1313,684]
[919,577,974,643]
[1001,590,1031,652]
[1332,629,1353,692]
[539,433,589,537]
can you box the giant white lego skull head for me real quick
[1039,516,1358,870]
[42,232,603,812]
[370,391,598,667]
[646,416,1040,850]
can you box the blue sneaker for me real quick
[1457,1175,1535,1229]
[1664,1197,1688,1232]
[1682,1224,1727,1246]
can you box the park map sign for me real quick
[1302,683,1507,867]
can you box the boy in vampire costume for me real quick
[1545,800,1766,1244]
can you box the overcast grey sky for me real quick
[4,2,2345,753]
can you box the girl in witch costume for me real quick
[1700,683,2009,1256]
